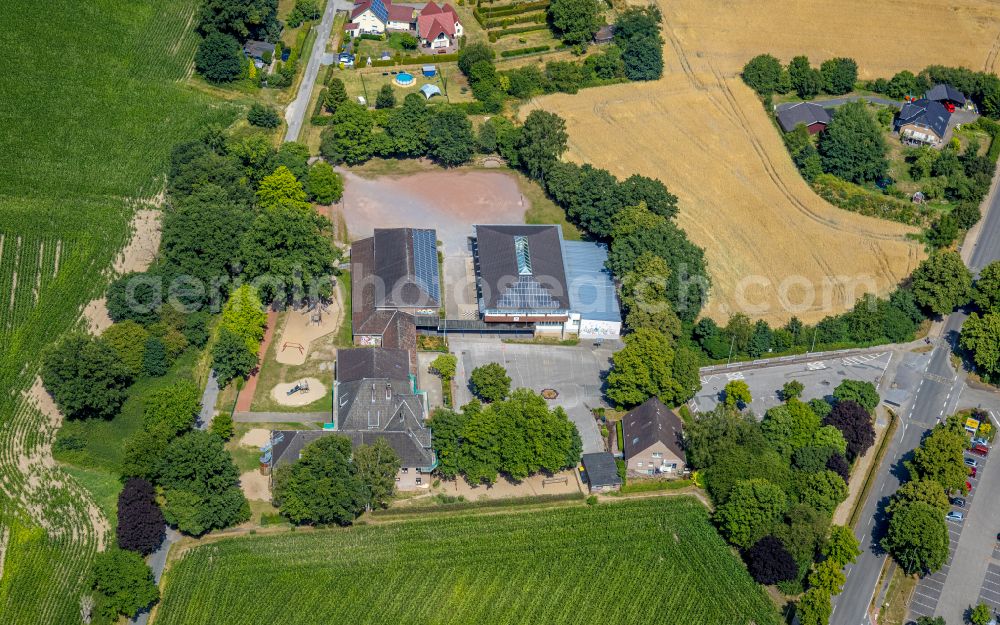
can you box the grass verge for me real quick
[848,409,899,529]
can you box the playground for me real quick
[274,298,343,366]
[270,378,327,407]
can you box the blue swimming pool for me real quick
[395,72,415,86]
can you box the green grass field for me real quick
[155,497,781,625]
[0,1,237,622]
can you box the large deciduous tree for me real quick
[547,0,600,45]
[195,32,244,84]
[101,321,150,378]
[211,327,258,387]
[319,102,376,165]
[427,107,475,167]
[833,379,879,414]
[908,421,969,493]
[961,311,1000,382]
[354,438,401,511]
[306,162,343,205]
[143,380,201,438]
[116,478,166,556]
[823,524,861,566]
[744,535,799,585]
[714,478,787,548]
[881,500,949,574]
[910,249,973,316]
[822,400,875,461]
[742,54,783,96]
[42,334,133,420]
[220,285,268,354]
[90,548,160,619]
[614,6,663,81]
[516,110,568,180]
[606,328,677,407]
[820,57,858,95]
[973,261,1000,314]
[273,435,364,525]
[469,362,511,403]
[819,101,889,183]
[158,430,249,535]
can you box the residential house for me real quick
[417,3,463,49]
[894,98,952,146]
[622,397,687,477]
[243,40,276,67]
[775,102,832,134]
[268,347,436,491]
[593,24,616,44]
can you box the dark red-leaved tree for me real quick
[826,452,850,483]
[823,400,875,461]
[116,477,165,555]
[744,535,799,585]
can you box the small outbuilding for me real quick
[422,65,437,77]
[775,102,832,134]
[581,452,622,493]
[594,24,616,44]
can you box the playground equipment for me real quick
[281,341,305,355]
[286,379,310,396]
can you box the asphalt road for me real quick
[775,95,903,111]
[283,0,345,142]
[832,159,1000,625]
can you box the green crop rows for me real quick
[156,498,781,625]
[0,1,237,622]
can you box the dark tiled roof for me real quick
[581,452,622,488]
[243,40,276,58]
[896,98,951,139]
[337,347,410,383]
[775,102,831,133]
[474,225,570,313]
[926,84,966,105]
[271,429,434,470]
[622,397,686,462]
[352,229,440,311]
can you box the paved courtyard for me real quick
[692,351,893,416]
[448,336,620,454]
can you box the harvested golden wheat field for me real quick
[525,0,1000,324]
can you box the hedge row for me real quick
[972,117,1000,163]
[482,12,546,28]
[473,0,549,23]
[500,44,550,57]
[488,24,548,41]
[368,52,460,67]
[811,173,936,227]
[310,115,334,126]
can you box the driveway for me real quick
[775,95,903,112]
[284,0,347,142]
[448,336,617,454]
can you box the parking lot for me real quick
[910,443,992,621]
[448,336,620,454]
[909,451,985,619]
[691,352,893,416]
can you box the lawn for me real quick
[249,311,335,413]
[0,1,236,622]
[154,497,781,625]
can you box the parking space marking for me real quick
[725,372,744,381]
[806,361,827,371]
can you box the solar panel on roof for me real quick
[370,0,389,23]
[411,229,440,303]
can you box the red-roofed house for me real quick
[417,2,462,49]
[345,0,461,45]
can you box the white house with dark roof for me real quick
[622,397,687,478]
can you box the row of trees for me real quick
[882,415,969,574]
[960,260,1000,383]
[742,54,858,99]
[273,436,402,525]
[686,378,873,604]
[430,389,582,485]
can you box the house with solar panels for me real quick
[351,228,440,367]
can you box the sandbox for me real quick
[271,378,327,407]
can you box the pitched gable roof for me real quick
[775,102,831,133]
[622,397,686,462]
[926,83,966,105]
[337,347,410,383]
[417,3,459,40]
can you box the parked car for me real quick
[947,511,965,522]
[971,444,990,457]
[973,437,990,447]
[967,481,973,492]
[952,497,966,508]
[965,457,979,467]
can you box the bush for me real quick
[811,174,934,226]
[500,45,551,58]
[742,54,783,96]
[247,103,281,128]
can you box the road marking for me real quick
[806,361,827,370]
[725,372,744,381]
